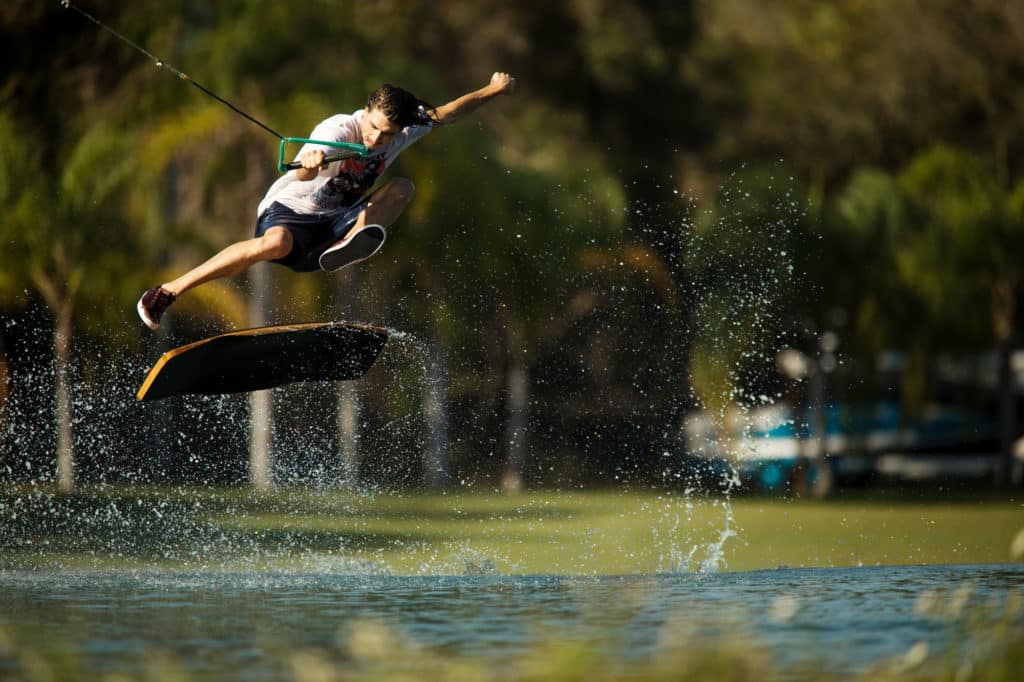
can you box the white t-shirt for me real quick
[257,109,433,217]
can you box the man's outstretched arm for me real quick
[430,72,516,125]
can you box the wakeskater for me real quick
[137,73,515,330]
[63,1,515,398]
[61,2,517,332]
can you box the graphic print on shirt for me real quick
[311,156,386,210]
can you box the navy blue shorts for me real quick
[254,199,368,272]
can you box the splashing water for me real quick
[0,162,804,577]
[659,163,805,572]
[0,314,502,573]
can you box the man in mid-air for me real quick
[138,72,516,329]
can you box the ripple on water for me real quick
[1,563,1021,678]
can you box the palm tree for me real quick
[0,111,152,491]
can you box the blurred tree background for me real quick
[1,0,1021,491]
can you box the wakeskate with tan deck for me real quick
[137,322,388,401]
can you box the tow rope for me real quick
[61,1,367,171]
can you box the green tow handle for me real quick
[278,138,369,173]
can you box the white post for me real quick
[248,262,273,490]
[337,381,360,487]
[422,344,450,488]
[335,267,362,488]
[501,318,528,493]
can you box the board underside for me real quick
[137,322,388,401]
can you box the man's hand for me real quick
[294,148,326,181]
[300,149,326,169]
[490,72,516,95]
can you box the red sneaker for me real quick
[137,286,177,330]
[319,224,386,272]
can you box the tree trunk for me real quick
[334,268,362,487]
[422,342,451,489]
[249,389,273,489]
[32,264,77,493]
[995,337,1014,486]
[53,303,74,493]
[501,316,528,493]
[0,332,9,433]
[809,333,837,499]
[992,278,1016,486]
[337,381,360,486]
[248,262,273,490]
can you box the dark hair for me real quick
[366,84,437,128]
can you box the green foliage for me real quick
[893,145,1023,344]
[0,110,45,305]
[822,144,1024,412]
[826,168,920,357]
[1,0,1022,484]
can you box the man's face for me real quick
[360,108,400,150]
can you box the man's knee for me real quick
[385,178,415,204]
[260,227,293,259]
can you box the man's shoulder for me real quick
[388,122,434,153]
[313,110,362,133]
[319,111,361,127]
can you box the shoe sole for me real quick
[137,296,160,330]
[319,225,386,272]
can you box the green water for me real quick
[1,565,1021,680]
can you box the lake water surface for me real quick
[1,563,1021,679]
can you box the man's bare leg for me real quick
[340,178,415,241]
[161,227,294,297]
[139,226,296,329]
